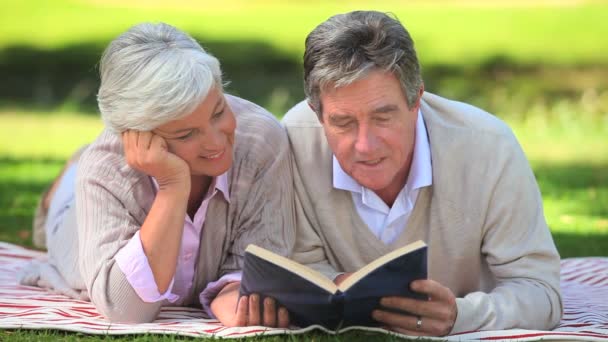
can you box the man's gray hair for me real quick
[304,11,423,116]
[97,22,223,133]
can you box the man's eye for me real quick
[333,120,353,128]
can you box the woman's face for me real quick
[153,87,236,177]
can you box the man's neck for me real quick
[375,157,412,207]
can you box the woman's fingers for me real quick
[150,133,168,153]
[233,295,249,327]
[263,297,277,327]
[136,131,153,151]
[277,307,290,328]
[248,294,261,326]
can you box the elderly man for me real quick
[282,10,562,336]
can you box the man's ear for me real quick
[414,84,425,110]
[418,84,425,99]
[308,101,324,123]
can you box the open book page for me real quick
[337,240,427,292]
[244,244,338,293]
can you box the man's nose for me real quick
[354,124,378,155]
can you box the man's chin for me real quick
[353,177,390,193]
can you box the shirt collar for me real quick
[151,171,231,203]
[333,109,432,193]
[215,172,231,202]
[407,109,432,192]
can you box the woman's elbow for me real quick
[99,302,160,323]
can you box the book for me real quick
[239,240,427,330]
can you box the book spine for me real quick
[330,291,345,331]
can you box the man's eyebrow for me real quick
[371,104,398,114]
[327,113,353,121]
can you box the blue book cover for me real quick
[239,240,427,330]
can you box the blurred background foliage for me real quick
[2,0,608,117]
[0,0,607,256]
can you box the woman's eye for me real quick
[177,131,194,140]
[213,109,225,119]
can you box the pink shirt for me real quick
[115,172,240,316]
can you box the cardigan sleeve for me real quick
[451,131,563,333]
[75,149,164,323]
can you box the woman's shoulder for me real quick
[79,130,123,170]
[227,95,285,137]
[227,94,289,155]
[226,95,289,174]
[77,130,149,191]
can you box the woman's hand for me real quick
[122,130,190,191]
[211,282,290,328]
[334,272,353,285]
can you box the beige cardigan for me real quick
[76,95,295,322]
[282,92,562,333]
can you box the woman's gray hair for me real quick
[304,11,423,117]
[97,22,223,133]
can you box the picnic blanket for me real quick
[1,241,607,341]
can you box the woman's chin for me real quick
[191,157,232,177]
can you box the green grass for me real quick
[0,113,102,245]
[0,329,436,342]
[509,116,608,256]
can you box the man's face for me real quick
[319,70,421,203]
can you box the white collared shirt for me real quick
[333,110,432,244]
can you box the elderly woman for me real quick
[20,22,293,327]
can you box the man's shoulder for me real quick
[281,100,328,153]
[422,92,528,190]
[281,100,330,157]
[421,92,515,142]
[282,100,322,128]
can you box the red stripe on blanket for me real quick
[0,253,35,260]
